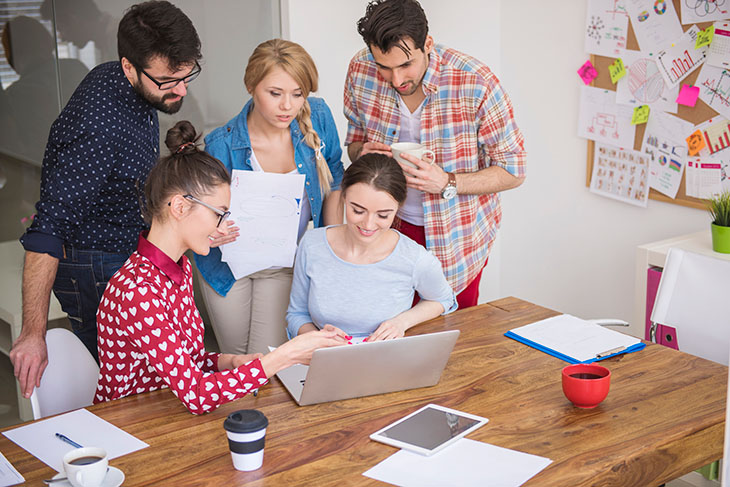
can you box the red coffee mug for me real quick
[562,364,611,408]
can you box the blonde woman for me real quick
[195,39,344,355]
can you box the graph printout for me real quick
[641,111,693,198]
[696,63,730,120]
[625,0,683,53]
[578,86,636,149]
[656,25,708,87]
[680,1,730,25]
[698,117,730,155]
[585,0,629,58]
[616,50,678,113]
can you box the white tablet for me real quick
[369,404,488,456]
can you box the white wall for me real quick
[498,1,706,331]
[286,1,708,333]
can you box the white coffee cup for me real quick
[62,447,108,487]
[224,409,268,471]
[391,142,435,169]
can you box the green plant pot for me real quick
[711,223,730,253]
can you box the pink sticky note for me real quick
[676,84,700,107]
[577,60,598,85]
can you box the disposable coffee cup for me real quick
[391,142,435,169]
[223,409,268,471]
[62,447,108,487]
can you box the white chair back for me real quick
[650,248,730,365]
[29,328,99,419]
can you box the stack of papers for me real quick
[505,314,645,364]
[363,438,551,487]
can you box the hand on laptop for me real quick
[366,318,407,342]
[260,325,349,376]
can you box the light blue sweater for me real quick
[286,227,457,338]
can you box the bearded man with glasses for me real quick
[12,1,203,400]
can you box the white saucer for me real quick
[51,466,125,487]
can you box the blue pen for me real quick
[55,433,83,449]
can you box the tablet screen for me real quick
[378,406,482,451]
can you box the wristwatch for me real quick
[441,172,457,200]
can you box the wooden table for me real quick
[1,297,726,486]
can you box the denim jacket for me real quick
[194,96,344,296]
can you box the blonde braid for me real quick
[298,99,333,196]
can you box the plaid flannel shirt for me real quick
[344,45,527,294]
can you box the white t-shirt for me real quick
[396,95,426,226]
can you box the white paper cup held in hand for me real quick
[62,447,108,487]
[391,142,435,169]
[223,409,268,471]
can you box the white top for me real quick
[397,96,426,226]
[249,148,312,241]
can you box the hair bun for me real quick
[165,120,201,155]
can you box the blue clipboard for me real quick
[504,330,646,364]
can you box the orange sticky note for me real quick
[687,130,706,156]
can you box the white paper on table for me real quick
[0,452,24,487]
[590,142,650,207]
[221,170,306,279]
[696,63,730,119]
[363,438,552,487]
[707,22,730,68]
[1,409,148,473]
[655,25,708,87]
[578,86,635,149]
[680,2,730,25]
[641,111,693,198]
[585,0,629,58]
[625,0,683,53]
[615,50,678,113]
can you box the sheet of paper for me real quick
[696,116,730,155]
[221,170,306,279]
[591,143,650,207]
[641,111,693,198]
[676,83,700,106]
[680,1,730,25]
[578,86,635,148]
[508,314,642,363]
[625,0,683,53]
[656,25,708,87]
[707,23,730,68]
[616,51,679,112]
[578,60,598,85]
[615,50,679,113]
[585,0,629,58]
[363,438,552,487]
[2,409,148,473]
[687,155,729,198]
[696,63,730,119]
[0,452,24,487]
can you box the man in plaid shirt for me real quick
[344,0,527,309]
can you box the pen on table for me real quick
[55,433,83,448]
[596,346,626,359]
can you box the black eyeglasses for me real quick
[139,62,201,90]
[167,194,230,227]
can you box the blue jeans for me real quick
[52,245,131,363]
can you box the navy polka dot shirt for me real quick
[20,62,159,259]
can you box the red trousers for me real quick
[396,219,486,310]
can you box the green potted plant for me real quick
[709,190,730,253]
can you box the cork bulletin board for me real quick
[585,0,716,211]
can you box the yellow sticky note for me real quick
[608,58,626,84]
[631,105,650,125]
[696,25,714,49]
[687,129,706,156]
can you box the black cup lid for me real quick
[224,409,268,433]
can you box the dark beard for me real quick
[133,79,184,114]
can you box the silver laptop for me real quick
[275,330,460,406]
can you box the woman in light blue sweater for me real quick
[287,154,457,341]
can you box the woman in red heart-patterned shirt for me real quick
[94,120,348,414]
